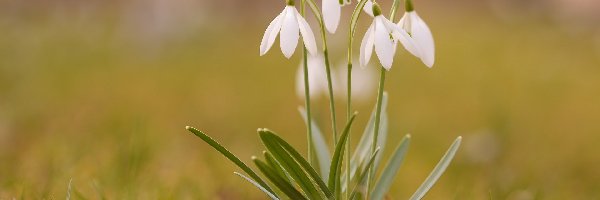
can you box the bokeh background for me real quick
[1,0,600,199]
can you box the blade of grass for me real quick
[259,129,325,199]
[328,112,358,197]
[261,129,333,198]
[234,172,280,200]
[371,134,411,200]
[186,126,275,195]
[299,107,331,181]
[253,157,308,200]
[409,136,462,200]
[349,148,380,200]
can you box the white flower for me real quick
[359,3,420,70]
[398,11,435,67]
[260,3,318,58]
[323,0,341,33]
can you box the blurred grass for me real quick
[1,2,600,199]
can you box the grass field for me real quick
[1,1,600,199]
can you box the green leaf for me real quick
[349,148,380,200]
[234,172,280,200]
[186,126,275,195]
[409,136,462,200]
[349,93,388,182]
[253,157,308,200]
[299,107,331,180]
[259,129,327,199]
[260,129,333,198]
[371,134,411,200]
[264,151,293,184]
[328,112,358,197]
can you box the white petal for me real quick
[323,0,341,33]
[397,12,410,32]
[411,12,435,67]
[280,7,300,58]
[374,17,396,69]
[362,0,374,17]
[388,18,421,58]
[359,23,375,67]
[259,9,285,56]
[295,9,318,55]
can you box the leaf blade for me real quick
[409,136,462,200]
[234,172,280,200]
[253,157,308,200]
[186,126,276,195]
[261,129,333,198]
[371,134,411,200]
[328,112,358,197]
[349,148,380,200]
[259,129,325,199]
[299,107,331,181]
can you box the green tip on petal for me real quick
[372,2,382,16]
[405,0,414,11]
[286,0,295,6]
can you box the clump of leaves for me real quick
[186,94,461,200]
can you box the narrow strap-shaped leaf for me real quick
[349,148,380,200]
[350,93,388,180]
[259,129,325,199]
[264,151,293,184]
[186,126,276,195]
[299,107,331,181]
[371,134,411,200]
[328,113,358,196]
[253,157,308,200]
[409,136,462,200]
[261,129,333,198]
[234,172,280,200]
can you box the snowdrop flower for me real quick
[323,0,353,33]
[322,0,340,33]
[398,0,435,67]
[359,3,420,70]
[260,0,318,58]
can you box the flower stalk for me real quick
[305,0,339,144]
[345,0,370,198]
[300,0,316,167]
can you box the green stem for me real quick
[300,0,315,166]
[366,66,386,199]
[305,0,338,144]
[344,1,369,197]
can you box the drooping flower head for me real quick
[323,0,353,34]
[359,2,420,70]
[398,0,435,67]
[260,0,318,58]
